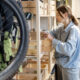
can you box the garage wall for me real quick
[72,0,80,18]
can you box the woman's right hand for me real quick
[48,33,54,41]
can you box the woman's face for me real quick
[56,11,69,23]
[56,11,63,23]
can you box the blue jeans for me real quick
[59,66,80,80]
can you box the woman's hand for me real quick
[41,31,54,41]
[48,34,54,41]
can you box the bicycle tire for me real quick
[0,0,29,80]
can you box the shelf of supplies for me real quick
[18,0,57,80]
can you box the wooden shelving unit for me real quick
[13,0,56,80]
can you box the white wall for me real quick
[72,0,80,18]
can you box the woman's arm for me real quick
[49,28,77,57]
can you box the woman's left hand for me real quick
[48,34,54,41]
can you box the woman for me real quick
[48,5,80,80]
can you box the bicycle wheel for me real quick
[0,0,29,80]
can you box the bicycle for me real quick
[0,0,29,80]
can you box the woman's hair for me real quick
[57,5,79,26]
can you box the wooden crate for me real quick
[27,40,37,56]
[23,7,44,15]
[23,8,36,14]
[27,39,52,56]
[29,40,37,47]
[22,0,45,15]
[23,64,48,80]
[23,68,37,74]
[24,60,48,69]
[41,38,52,52]
[15,63,48,80]
[27,31,53,55]
[14,60,54,80]
[21,1,30,8]
[15,73,37,80]
[30,30,45,40]
[30,31,36,40]
[22,1,36,8]
[27,48,37,56]
[22,0,43,8]
[15,70,48,80]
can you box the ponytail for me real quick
[71,15,79,26]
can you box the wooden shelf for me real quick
[21,0,56,16]
[15,0,56,80]
[21,1,43,8]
